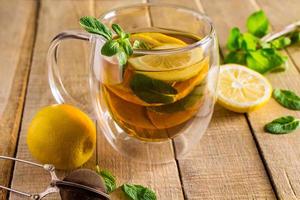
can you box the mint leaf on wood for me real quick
[273,89,300,110]
[96,166,116,193]
[264,116,300,134]
[122,184,157,200]
[270,36,291,49]
[227,27,242,51]
[247,10,269,38]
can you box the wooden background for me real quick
[0,0,300,199]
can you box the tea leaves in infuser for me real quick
[273,89,300,110]
[264,116,300,134]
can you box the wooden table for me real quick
[1,0,300,199]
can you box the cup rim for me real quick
[98,2,214,55]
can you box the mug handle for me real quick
[47,30,92,112]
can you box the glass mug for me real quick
[47,3,219,163]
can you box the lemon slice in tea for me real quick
[129,44,204,81]
[130,32,186,48]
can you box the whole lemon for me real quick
[27,104,96,170]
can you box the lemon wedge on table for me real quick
[217,64,272,113]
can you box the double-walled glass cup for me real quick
[47,3,219,163]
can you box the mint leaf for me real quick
[101,40,119,56]
[270,36,291,49]
[121,39,133,56]
[264,116,300,134]
[130,74,177,104]
[247,10,269,38]
[240,33,259,51]
[246,48,286,73]
[96,166,116,193]
[273,89,300,110]
[122,184,157,200]
[227,27,242,51]
[117,50,127,65]
[290,31,300,44]
[79,16,112,40]
[112,23,125,38]
[149,84,205,113]
[224,51,247,65]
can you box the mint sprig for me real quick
[273,89,300,110]
[79,16,132,65]
[122,184,157,200]
[225,10,300,74]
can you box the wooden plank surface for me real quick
[201,0,300,199]
[150,0,276,199]
[9,0,184,199]
[0,1,37,200]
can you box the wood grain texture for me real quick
[0,1,37,200]
[9,0,94,199]
[9,0,184,199]
[201,0,300,199]
[150,0,276,199]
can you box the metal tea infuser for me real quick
[0,156,110,200]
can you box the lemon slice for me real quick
[130,32,186,48]
[130,33,162,47]
[217,64,272,113]
[138,32,186,45]
[129,44,202,71]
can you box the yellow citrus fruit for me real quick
[130,32,186,48]
[217,64,272,113]
[27,104,96,170]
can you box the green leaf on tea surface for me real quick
[240,33,259,51]
[101,40,119,56]
[149,84,205,113]
[133,40,152,50]
[270,36,291,49]
[224,51,247,65]
[264,116,300,134]
[273,89,300,110]
[227,27,242,51]
[122,184,157,200]
[246,48,286,73]
[246,10,269,38]
[96,166,116,193]
[79,16,112,40]
[130,73,177,104]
